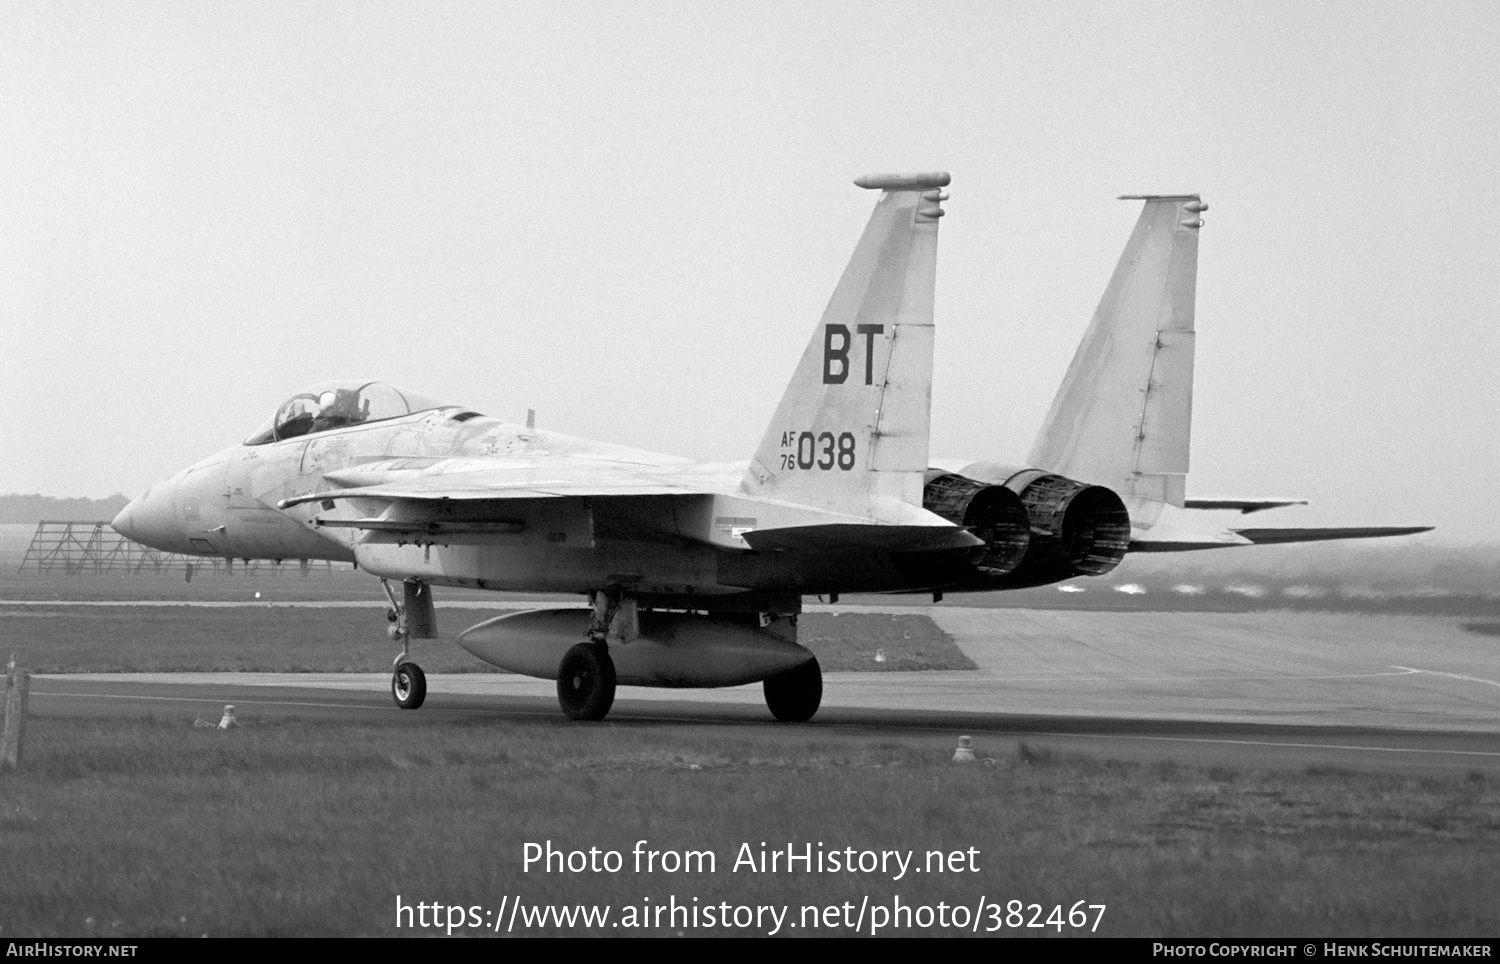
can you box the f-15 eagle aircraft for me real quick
[112,173,1428,723]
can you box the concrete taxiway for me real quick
[22,605,1500,776]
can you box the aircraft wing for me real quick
[277,460,716,508]
[280,478,702,506]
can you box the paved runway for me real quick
[23,605,1500,776]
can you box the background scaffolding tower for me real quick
[17,521,335,576]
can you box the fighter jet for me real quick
[112,174,1428,723]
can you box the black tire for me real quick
[763,656,822,722]
[557,643,616,721]
[392,662,426,710]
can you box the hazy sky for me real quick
[3,1,1496,540]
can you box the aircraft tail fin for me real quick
[742,173,949,520]
[1028,195,1206,517]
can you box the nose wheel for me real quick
[392,661,427,710]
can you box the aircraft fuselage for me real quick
[114,407,979,603]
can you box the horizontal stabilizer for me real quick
[1184,498,1310,514]
[742,523,982,553]
[1232,526,1433,545]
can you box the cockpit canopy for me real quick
[244,380,452,445]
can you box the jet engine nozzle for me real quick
[921,472,1030,575]
[1009,471,1131,579]
[943,463,1131,586]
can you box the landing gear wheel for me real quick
[764,656,822,722]
[392,662,427,710]
[557,643,616,721]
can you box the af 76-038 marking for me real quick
[113,173,1428,722]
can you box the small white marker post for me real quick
[2,654,29,771]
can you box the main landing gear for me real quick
[557,642,616,721]
[383,579,435,710]
[763,655,822,723]
[557,591,624,721]
[555,592,822,724]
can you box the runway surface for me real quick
[22,604,1500,776]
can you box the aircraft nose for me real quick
[111,497,142,542]
[111,481,180,551]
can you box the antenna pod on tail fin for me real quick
[742,173,951,521]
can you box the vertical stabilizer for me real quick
[742,173,949,520]
[1028,195,1205,519]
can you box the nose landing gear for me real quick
[392,659,427,709]
[382,578,436,710]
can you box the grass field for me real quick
[1,717,1495,937]
[4,556,1498,938]
[0,607,973,674]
